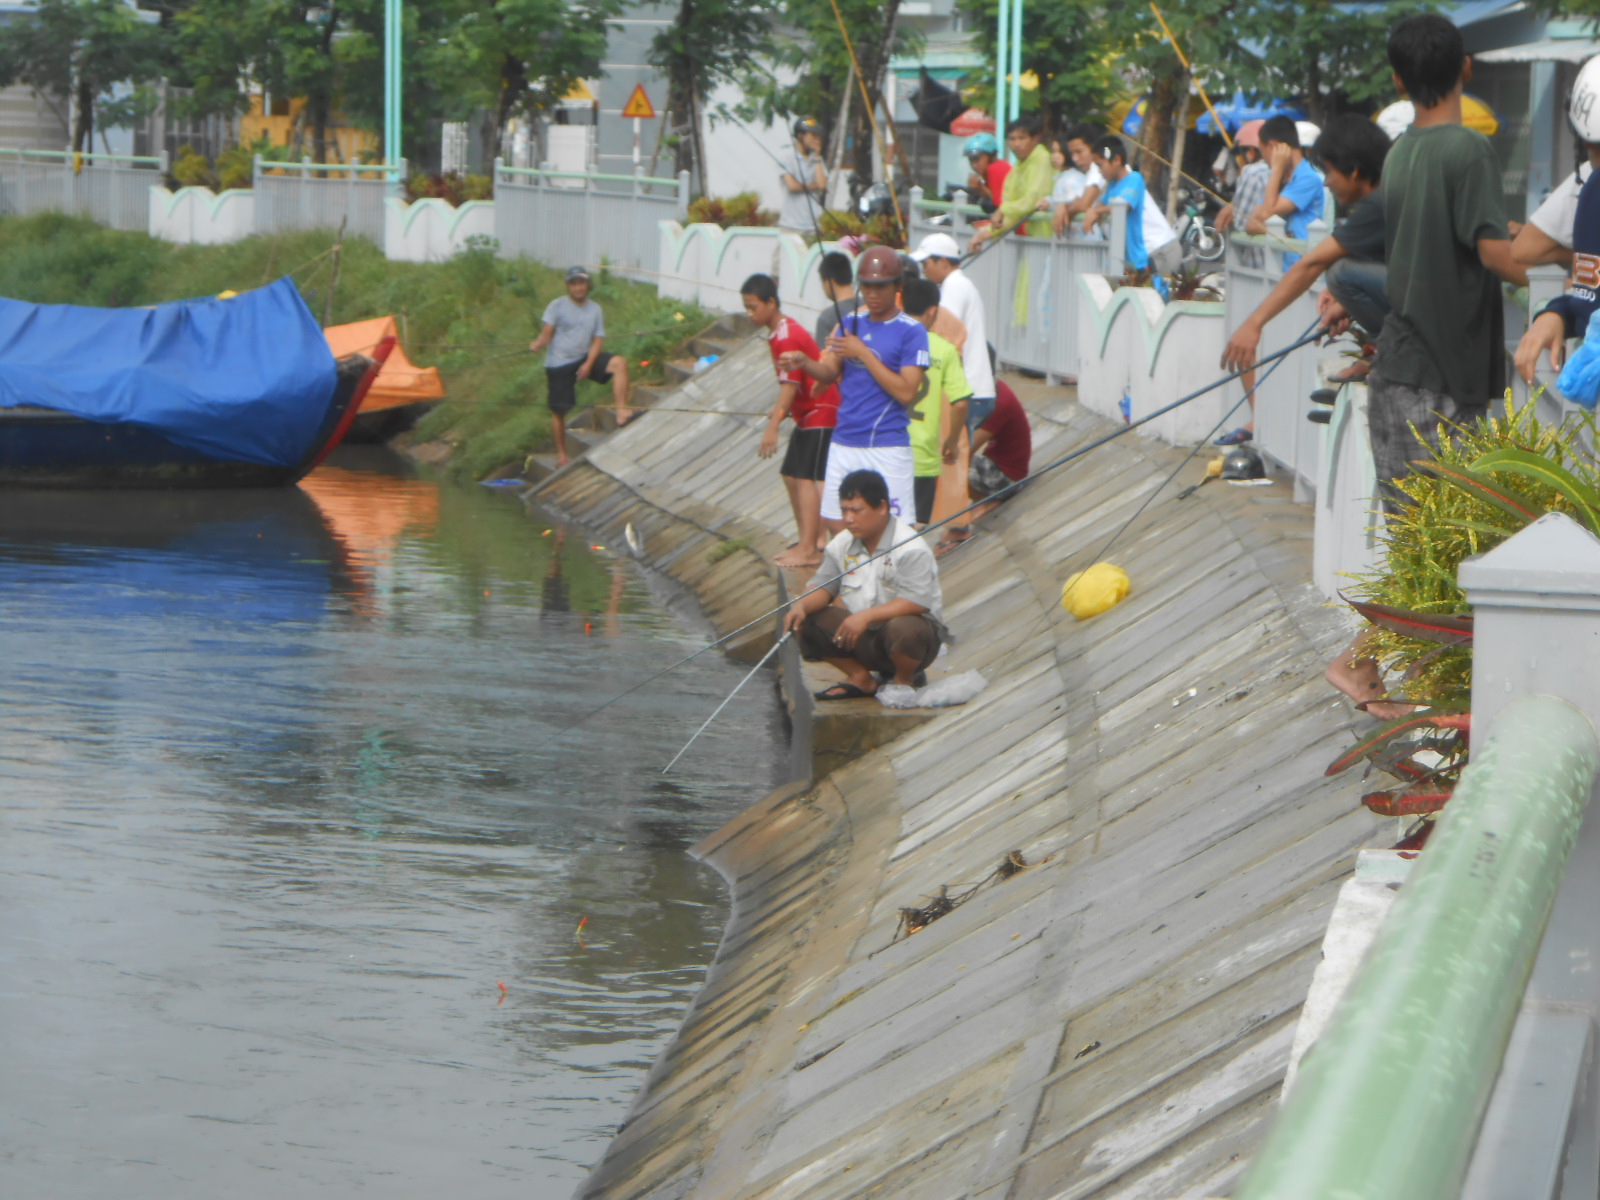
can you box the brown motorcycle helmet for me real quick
[857,245,903,283]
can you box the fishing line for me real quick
[528,325,1324,753]
[662,633,792,773]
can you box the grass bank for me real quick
[0,214,711,479]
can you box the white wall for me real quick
[148,186,255,244]
[384,197,497,263]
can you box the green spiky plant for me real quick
[1328,394,1600,817]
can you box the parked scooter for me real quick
[1174,183,1225,264]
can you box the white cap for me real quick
[1573,56,1600,142]
[910,232,962,262]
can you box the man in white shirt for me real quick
[1052,125,1106,237]
[784,468,947,700]
[910,231,997,430]
[1514,154,1600,267]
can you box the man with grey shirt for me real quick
[529,265,633,467]
[780,118,828,233]
[783,468,946,700]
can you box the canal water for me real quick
[0,450,788,1198]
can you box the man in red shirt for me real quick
[964,132,1010,216]
[743,273,838,568]
[936,380,1030,556]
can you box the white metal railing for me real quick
[252,156,398,242]
[908,186,1114,383]
[0,147,167,231]
[494,159,688,282]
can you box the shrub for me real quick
[687,192,777,228]
[171,144,215,189]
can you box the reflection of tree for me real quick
[541,529,571,617]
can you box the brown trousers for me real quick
[798,605,941,675]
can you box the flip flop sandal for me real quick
[814,682,875,701]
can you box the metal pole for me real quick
[1004,0,1017,143]
[995,0,1009,158]
[384,0,401,176]
[1233,695,1600,1200]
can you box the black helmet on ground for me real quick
[1220,445,1266,481]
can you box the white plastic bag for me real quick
[876,670,987,709]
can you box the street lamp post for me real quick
[995,0,1009,155]
[384,0,401,177]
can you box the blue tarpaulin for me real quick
[0,278,337,468]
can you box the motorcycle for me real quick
[1174,183,1225,264]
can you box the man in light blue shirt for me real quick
[1246,115,1325,266]
[1083,134,1182,274]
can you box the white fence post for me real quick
[1108,198,1128,276]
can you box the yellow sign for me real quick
[622,85,656,120]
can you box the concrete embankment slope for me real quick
[532,340,1382,1200]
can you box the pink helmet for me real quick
[1235,119,1264,149]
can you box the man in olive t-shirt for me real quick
[1366,15,1525,512]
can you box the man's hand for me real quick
[781,603,808,635]
[1221,323,1260,374]
[1052,204,1070,238]
[969,227,991,250]
[829,332,869,362]
[1082,205,1103,235]
[1516,310,1568,384]
[1215,203,1236,233]
[832,610,873,650]
[1317,291,1353,338]
[776,350,809,373]
[942,432,962,463]
[758,426,780,459]
[1268,142,1292,179]
[576,360,593,380]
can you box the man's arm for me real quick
[1512,221,1572,267]
[1247,144,1294,235]
[529,321,556,353]
[943,396,970,461]
[1064,184,1101,217]
[780,347,843,385]
[831,332,925,403]
[1479,237,1528,287]
[759,381,800,458]
[1221,235,1349,371]
[972,426,995,455]
[781,171,806,194]
[831,596,929,648]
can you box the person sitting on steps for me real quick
[784,468,948,701]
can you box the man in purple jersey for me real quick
[781,246,930,527]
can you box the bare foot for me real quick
[774,548,823,568]
[556,455,571,468]
[1325,651,1416,720]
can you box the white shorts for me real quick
[821,442,916,523]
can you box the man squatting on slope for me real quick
[780,246,929,529]
[742,272,839,569]
[783,469,948,701]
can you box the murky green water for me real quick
[0,449,787,1198]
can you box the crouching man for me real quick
[782,468,947,701]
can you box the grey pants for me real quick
[1325,257,1390,342]
[1367,368,1485,514]
[1150,238,1183,276]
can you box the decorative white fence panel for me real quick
[148,186,256,244]
[252,157,396,241]
[0,149,165,231]
[495,161,687,282]
[385,198,497,262]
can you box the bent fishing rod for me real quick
[528,323,1326,754]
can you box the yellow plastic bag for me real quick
[1061,562,1130,620]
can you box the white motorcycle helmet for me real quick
[1572,55,1600,143]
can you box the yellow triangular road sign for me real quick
[622,84,656,120]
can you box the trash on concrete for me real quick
[1061,561,1130,619]
[876,670,987,709]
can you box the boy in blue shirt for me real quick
[1083,135,1180,274]
[1245,115,1325,266]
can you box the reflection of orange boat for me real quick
[324,316,446,443]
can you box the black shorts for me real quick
[546,352,617,416]
[780,425,832,481]
[913,475,938,525]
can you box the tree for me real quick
[649,0,775,192]
[0,0,170,153]
[1246,0,1425,125]
[955,0,1117,136]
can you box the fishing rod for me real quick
[527,323,1325,754]
[662,632,792,773]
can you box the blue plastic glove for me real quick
[1558,319,1600,410]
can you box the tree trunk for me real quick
[1140,64,1182,205]
[847,0,902,188]
[1306,53,1325,128]
[73,65,92,153]
[1167,71,1189,224]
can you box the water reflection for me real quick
[0,451,786,1198]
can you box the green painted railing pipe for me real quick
[6,148,162,166]
[913,199,986,217]
[496,164,679,188]
[257,160,394,174]
[1235,695,1599,1200]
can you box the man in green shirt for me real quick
[968,117,1054,250]
[1359,13,1525,514]
[901,278,972,525]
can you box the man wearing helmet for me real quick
[779,118,828,233]
[964,132,1010,215]
[1513,56,1600,268]
[779,246,930,527]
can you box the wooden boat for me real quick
[324,316,445,442]
[0,352,383,488]
[0,280,394,489]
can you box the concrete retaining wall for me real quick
[528,338,1383,1199]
